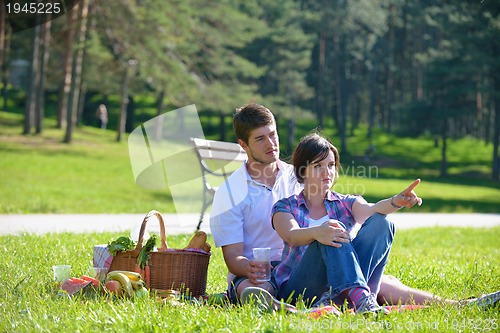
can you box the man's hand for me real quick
[247,260,268,285]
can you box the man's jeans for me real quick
[277,213,395,304]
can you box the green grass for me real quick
[1,110,499,214]
[0,112,175,213]
[1,227,499,332]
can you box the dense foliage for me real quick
[1,0,499,178]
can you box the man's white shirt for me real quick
[210,160,302,283]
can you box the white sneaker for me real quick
[355,293,383,314]
[468,290,500,307]
[312,290,333,307]
[240,287,297,313]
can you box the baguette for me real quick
[184,231,211,252]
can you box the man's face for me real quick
[239,124,279,165]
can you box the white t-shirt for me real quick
[210,160,302,282]
[306,215,330,227]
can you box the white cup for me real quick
[52,265,71,283]
[252,247,271,282]
[88,267,108,282]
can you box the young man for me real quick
[209,103,299,304]
[209,103,499,309]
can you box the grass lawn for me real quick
[0,227,499,332]
[0,112,175,213]
[1,111,499,214]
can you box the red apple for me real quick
[105,280,123,296]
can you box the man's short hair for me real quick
[233,104,275,144]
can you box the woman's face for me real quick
[303,150,336,196]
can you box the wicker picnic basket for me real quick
[109,210,210,297]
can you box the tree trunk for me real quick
[24,21,42,135]
[333,33,343,142]
[333,33,348,154]
[77,81,86,125]
[492,74,500,180]
[340,84,349,154]
[385,5,395,132]
[0,8,10,111]
[316,30,326,127]
[219,113,226,142]
[116,65,129,142]
[153,90,165,141]
[35,18,51,134]
[368,65,376,140]
[440,120,448,178]
[0,7,5,82]
[57,4,78,129]
[64,0,89,143]
[286,118,295,155]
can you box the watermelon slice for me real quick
[61,278,92,295]
[81,275,99,288]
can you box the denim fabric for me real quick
[272,190,358,288]
[277,213,395,305]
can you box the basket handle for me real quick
[136,210,168,252]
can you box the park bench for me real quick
[191,138,247,230]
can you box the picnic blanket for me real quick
[306,304,427,318]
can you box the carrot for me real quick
[145,265,150,287]
[134,264,146,281]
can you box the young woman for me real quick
[271,133,422,314]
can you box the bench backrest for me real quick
[191,138,247,229]
[191,138,247,167]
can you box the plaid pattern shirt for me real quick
[271,190,358,288]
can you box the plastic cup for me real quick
[52,265,71,283]
[252,247,271,282]
[88,267,108,282]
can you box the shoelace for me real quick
[356,293,382,313]
[312,291,333,307]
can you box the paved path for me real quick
[1,213,499,236]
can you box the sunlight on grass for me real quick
[0,227,498,332]
[1,111,499,214]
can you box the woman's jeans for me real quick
[277,213,395,304]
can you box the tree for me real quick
[0,7,6,110]
[414,0,500,179]
[0,13,10,111]
[116,59,136,142]
[183,0,267,115]
[57,5,78,129]
[35,15,51,134]
[239,0,314,149]
[302,0,388,153]
[23,18,42,135]
[64,0,90,143]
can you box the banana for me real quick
[130,279,145,291]
[108,270,142,281]
[106,272,133,297]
